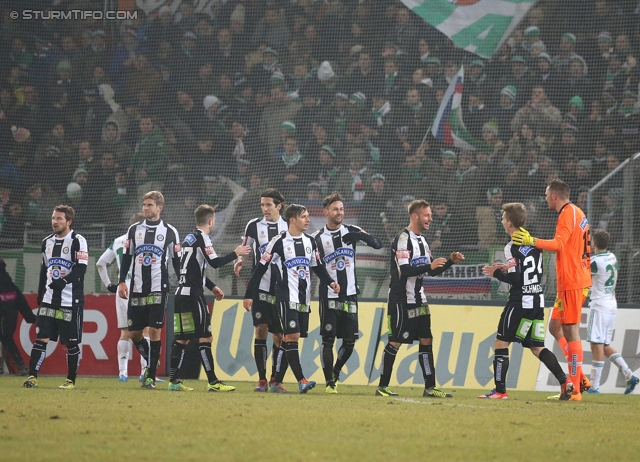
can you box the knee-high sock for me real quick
[28,340,48,377]
[283,341,304,382]
[117,340,130,376]
[419,344,437,390]
[199,342,218,383]
[493,348,509,393]
[378,343,398,388]
[590,360,605,390]
[334,340,355,375]
[610,353,633,381]
[254,339,267,381]
[271,342,287,380]
[538,347,567,385]
[169,341,186,383]
[567,340,583,392]
[134,338,149,369]
[66,344,80,382]
[321,337,335,383]
[148,340,161,380]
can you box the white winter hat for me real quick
[317,61,335,81]
[203,95,220,110]
[66,182,83,200]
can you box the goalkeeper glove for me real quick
[512,227,536,246]
[48,278,68,291]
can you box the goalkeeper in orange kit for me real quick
[512,179,592,401]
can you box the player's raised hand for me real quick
[482,265,497,277]
[243,298,252,311]
[233,259,243,276]
[450,251,465,263]
[330,282,340,294]
[512,227,536,246]
[212,286,224,301]
[494,263,508,272]
[431,257,447,269]
[234,245,251,257]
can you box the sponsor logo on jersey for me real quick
[259,243,268,254]
[323,247,355,264]
[47,257,73,269]
[184,234,197,245]
[76,251,88,263]
[396,249,410,260]
[0,291,17,302]
[204,246,216,256]
[580,216,588,231]
[284,257,310,268]
[411,256,429,266]
[519,245,533,256]
[124,239,130,249]
[135,244,164,256]
[174,244,181,253]
[261,252,273,263]
[506,257,517,268]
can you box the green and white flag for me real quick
[402,0,537,58]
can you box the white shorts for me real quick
[116,294,129,329]
[586,309,615,345]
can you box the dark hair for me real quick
[284,204,307,223]
[502,203,527,229]
[323,192,344,209]
[547,178,570,199]
[195,204,215,226]
[408,199,430,215]
[592,229,610,250]
[54,205,75,222]
[260,188,285,206]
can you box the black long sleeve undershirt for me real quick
[399,259,454,278]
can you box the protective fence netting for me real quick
[1,0,639,302]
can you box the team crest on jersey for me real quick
[306,247,311,254]
[519,246,533,256]
[289,320,296,328]
[260,231,265,237]
[184,234,197,245]
[402,332,410,339]
[157,234,164,241]
[255,312,262,319]
[285,247,293,254]
[580,216,588,230]
[62,247,69,254]
[136,232,143,240]
[325,324,332,331]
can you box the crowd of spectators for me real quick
[0,0,639,253]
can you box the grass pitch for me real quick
[2,376,640,462]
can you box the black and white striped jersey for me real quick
[175,229,217,297]
[242,216,288,293]
[121,219,181,294]
[245,231,334,306]
[389,228,431,305]
[40,231,88,307]
[312,224,382,299]
[493,242,544,309]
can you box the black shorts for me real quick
[388,303,431,344]
[251,293,283,334]
[277,301,309,338]
[35,305,83,344]
[128,292,167,331]
[496,303,545,348]
[319,296,359,340]
[174,294,212,340]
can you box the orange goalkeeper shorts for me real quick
[551,288,589,324]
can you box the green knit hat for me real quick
[569,95,584,111]
[501,85,517,101]
[281,121,296,133]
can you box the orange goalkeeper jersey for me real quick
[535,202,592,291]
